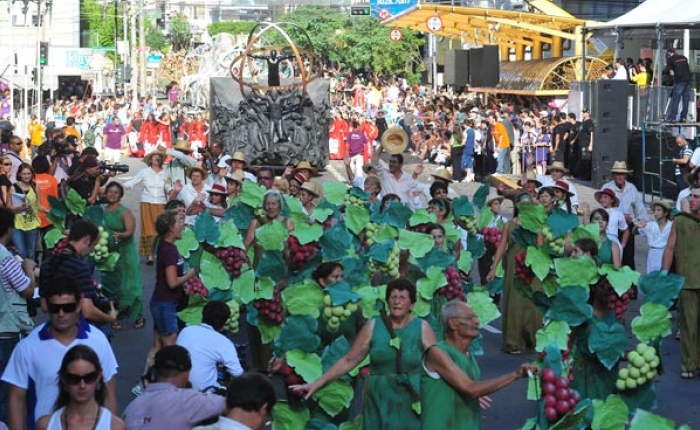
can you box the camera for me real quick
[99,161,130,174]
[197,147,208,154]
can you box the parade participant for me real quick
[588,209,621,268]
[164,139,198,200]
[123,150,167,265]
[139,113,160,154]
[201,140,230,184]
[371,145,419,208]
[179,167,210,226]
[537,187,556,214]
[288,172,307,198]
[35,345,126,430]
[224,170,244,205]
[346,120,368,179]
[203,184,227,223]
[7,163,45,261]
[244,191,294,253]
[602,162,647,272]
[478,195,507,285]
[634,200,672,274]
[538,161,579,211]
[126,111,144,158]
[486,193,543,354]
[364,175,382,204]
[590,188,628,255]
[661,185,700,379]
[192,373,276,430]
[293,161,317,180]
[67,155,114,206]
[297,181,319,216]
[420,300,538,430]
[256,167,275,191]
[123,346,225,430]
[2,277,118,430]
[101,182,144,329]
[428,222,446,251]
[226,151,256,183]
[149,211,196,349]
[176,301,244,392]
[102,117,127,164]
[156,111,172,148]
[291,278,437,430]
[550,180,575,214]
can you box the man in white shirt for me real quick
[177,301,244,392]
[689,146,700,170]
[612,58,628,81]
[371,143,420,208]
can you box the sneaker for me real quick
[131,383,143,396]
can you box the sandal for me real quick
[681,371,695,379]
[134,318,146,329]
[111,321,123,330]
[503,346,522,355]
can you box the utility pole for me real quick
[130,0,138,108]
[139,0,146,98]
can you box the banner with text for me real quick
[370,0,419,20]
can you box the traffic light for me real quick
[124,65,132,83]
[39,42,49,66]
[31,68,36,82]
[116,66,124,84]
[350,6,371,16]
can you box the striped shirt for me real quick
[0,247,30,294]
[601,180,649,222]
[675,144,694,176]
[39,245,97,299]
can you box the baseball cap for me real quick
[82,155,100,169]
[154,345,192,371]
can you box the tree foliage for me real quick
[170,13,192,51]
[273,7,424,83]
[208,21,259,37]
[146,26,167,52]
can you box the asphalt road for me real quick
[103,155,698,428]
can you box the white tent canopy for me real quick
[587,0,700,33]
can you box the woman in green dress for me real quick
[102,182,145,329]
[486,192,543,354]
[588,209,621,268]
[290,278,437,430]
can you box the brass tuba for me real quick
[380,126,408,154]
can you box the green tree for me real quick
[146,26,167,52]
[208,21,259,36]
[170,13,192,51]
[275,7,424,83]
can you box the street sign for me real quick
[389,28,402,42]
[377,9,391,20]
[146,55,162,70]
[426,15,443,33]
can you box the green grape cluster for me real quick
[364,223,380,246]
[224,299,240,332]
[615,343,660,391]
[343,193,365,208]
[254,208,266,218]
[369,243,400,278]
[322,293,358,333]
[90,227,111,262]
[459,216,478,235]
[543,225,566,255]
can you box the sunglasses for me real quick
[47,302,78,314]
[62,371,99,385]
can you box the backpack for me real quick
[83,125,97,147]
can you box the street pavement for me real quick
[103,155,698,428]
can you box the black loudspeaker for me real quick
[590,79,629,189]
[627,130,679,200]
[444,50,470,86]
[468,45,500,87]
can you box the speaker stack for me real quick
[590,79,630,189]
[443,45,499,87]
[444,50,470,86]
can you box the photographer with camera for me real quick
[46,133,77,185]
[39,219,118,329]
[67,155,115,206]
[201,139,229,185]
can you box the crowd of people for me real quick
[0,67,697,430]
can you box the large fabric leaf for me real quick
[215,222,244,249]
[224,203,254,230]
[256,221,289,251]
[326,281,361,306]
[417,248,455,273]
[313,380,354,417]
[48,195,68,219]
[477,207,495,229]
[535,320,571,352]
[285,195,304,216]
[620,382,657,413]
[200,250,232,291]
[599,265,640,296]
[282,280,324,317]
[545,285,593,326]
[571,223,601,243]
[525,246,553,281]
[321,336,351,372]
[292,220,324,245]
[83,205,105,226]
[374,224,399,243]
[193,210,220,244]
[549,400,592,430]
[412,296,431,317]
[409,209,437,227]
[398,229,434,259]
[472,184,490,209]
[322,182,348,206]
[371,201,412,228]
[592,395,629,430]
[44,228,65,249]
[466,235,486,259]
[240,181,266,208]
[96,253,120,272]
[177,303,204,326]
[341,257,369,287]
[588,316,627,370]
[175,228,199,259]
[320,223,354,261]
[346,205,370,236]
[631,303,672,342]
[456,252,473,275]
[640,271,685,308]
[231,270,256,304]
[367,240,394,264]
[286,349,322,383]
[547,208,579,239]
[258,317,282,343]
[65,189,87,215]
[518,203,547,233]
[452,196,475,217]
[416,267,446,301]
[256,250,287,281]
[628,409,675,430]
[355,284,386,319]
[466,288,500,325]
[555,256,599,287]
[310,206,334,223]
[272,402,309,430]
[275,315,320,354]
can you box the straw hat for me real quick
[299,181,319,197]
[291,172,308,184]
[594,188,620,207]
[487,195,504,206]
[143,150,166,166]
[226,151,248,166]
[551,180,574,196]
[294,161,317,176]
[610,161,633,174]
[224,170,245,184]
[430,168,454,183]
[548,161,569,174]
[517,170,543,188]
[207,183,228,196]
[380,126,408,154]
[650,199,671,213]
[186,166,209,180]
[173,139,192,153]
